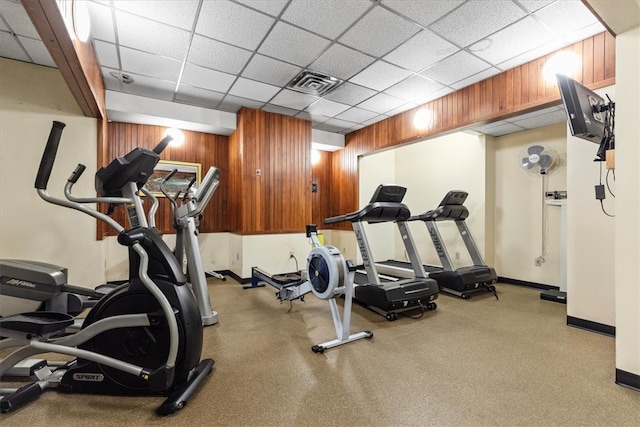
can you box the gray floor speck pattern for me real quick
[2,280,639,426]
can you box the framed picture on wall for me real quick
[144,160,202,197]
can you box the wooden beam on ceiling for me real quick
[21,0,105,118]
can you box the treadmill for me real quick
[324,184,439,321]
[378,191,498,300]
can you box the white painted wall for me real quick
[494,123,567,285]
[0,58,103,288]
[566,85,616,327]
[357,132,489,270]
[358,149,397,264]
[613,25,640,378]
[234,233,316,278]
[393,132,488,268]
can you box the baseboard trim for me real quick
[567,315,615,337]
[498,277,559,291]
[616,369,640,392]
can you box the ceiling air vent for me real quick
[286,70,343,96]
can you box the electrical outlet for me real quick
[455,251,460,260]
[289,249,294,258]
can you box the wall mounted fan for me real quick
[519,144,560,176]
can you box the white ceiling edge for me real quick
[105,90,237,136]
[584,0,640,35]
[311,129,345,152]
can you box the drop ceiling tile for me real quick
[470,16,557,65]
[0,31,29,63]
[187,35,252,74]
[115,11,190,60]
[229,77,280,102]
[429,1,526,48]
[515,0,555,12]
[270,89,319,110]
[180,63,236,93]
[561,22,606,45]
[450,67,500,90]
[349,61,412,92]
[357,92,406,115]
[429,86,456,101]
[473,121,527,136]
[306,98,351,117]
[384,75,444,103]
[113,0,199,30]
[119,74,177,102]
[309,44,375,80]
[419,50,490,86]
[18,36,55,67]
[196,1,274,50]
[496,38,564,71]
[262,104,301,116]
[362,114,389,126]
[282,0,371,39]
[314,118,358,133]
[236,0,289,17]
[258,21,331,67]
[344,123,366,133]
[385,102,418,116]
[382,0,464,27]
[296,111,331,125]
[175,84,226,108]
[534,1,602,37]
[510,108,567,129]
[120,47,183,81]
[93,40,120,69]
[0,0,39,39]
[384,30,458,72]
[323,82,377,105]
[335,107,380,123]
[218,94,265,113]
[339,6,421,57]
[86,2,116,43]
[242,54,303,86]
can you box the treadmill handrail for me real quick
[409,205,469,222]
[324,201,411,225]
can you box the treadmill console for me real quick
[369,184,406,203]
[438,191,468,207]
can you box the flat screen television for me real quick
[556,74,613,160]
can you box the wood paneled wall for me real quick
[229,108,312,234]
[98,122,229,238]
[327,32,616,230]
[311,149,332,227]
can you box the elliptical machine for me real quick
[0,121,213,415]
[159,166,222,326]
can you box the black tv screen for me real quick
[556,74,606,144]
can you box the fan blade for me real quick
[528,145,544,155]
[521,158,535,169]
[538,154,553,169]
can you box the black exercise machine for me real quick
[0,121,213,415]
[379,191,497,299]
[324,184,439,321]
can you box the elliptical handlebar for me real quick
[152,135,173,155]
[35,121,66,190]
